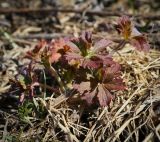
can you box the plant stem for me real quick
[46,64,66,95]
[110,40,126,55]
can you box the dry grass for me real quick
[7,46,159,142]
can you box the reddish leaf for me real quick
[104,81,126,90]
[81,59,100,69]
[115,15,150,52]
[102,63,125,91]
[130,36,150,52]
[63,32,112,69]
[93,39,112,53]
[49,52,61,63]
[73,82,91,94]
[65,52,83,61]
[82,89,97,105]
[65,41,81,53]
[49,38,66,63]
[105,63,121,74]
[81,31,92,43]
[26,40,47,60]
[115,15,132,40]
[97,85,113,106]
[96,55,115,66]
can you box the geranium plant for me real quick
[10,15,150,107]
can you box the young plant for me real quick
[62,32,125,106]
[10,15,150,107]
[10,63,40,103]
[115,15,150,52]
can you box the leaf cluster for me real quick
[10,16,150,107]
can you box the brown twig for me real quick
[14,33,70,40]
[0,8,160,20]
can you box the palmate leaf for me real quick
[26,40,47,61]
[73,62,125,106]
[104,78,126,90]
[130,36,150,52]
[27,38,67,64]
[64,32,112,69]
[65,52,103,69]
[65,41,81,53]
[97,85,113,107]
[93,39,112,53]
[102,63,126,90]
[115,15,132,40]
[47,38,67,63]
[115,15,150,52]
[82,89,97,105]
[106,62,121,73]
[66,53,110,69]
[73,82,96,105]
[74,82,116,106]
[82,58,102,69]
[65,52,83,61]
